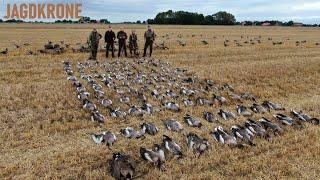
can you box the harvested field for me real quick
[0,24,319,179]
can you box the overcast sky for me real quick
[1,0,320,23]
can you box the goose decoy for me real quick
[163,119,183,132]
[218,109,236,120]
[259,117,283,134]
[186,133,209,156]
[101,99,113,107]
[141,122,158,135]
[250,103,267,114]
[273,114,294,125]
[213,94,227,105]
[109,152,135,180]
[91,110,105,123]
[244,119,266,137]
[231,125,255,145]
[77,92,90,101]
[211,126,237,145]
[203,111,218,123]
[140,145,165,170]
[262,101,285,111]
[163,102,180,112]
[236,105,252,116]
[91,131,117,148]
[141,103,154,114]
[184,114,202,128]
[83,99,97,111]
[120,127,145,139]
[162,135,183,158]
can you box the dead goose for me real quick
[184,114,202,128]
[101,99,113,107]
[162,135,183,158]
[109,152,135,180]
[163,102,180,112]
[218,109,236,120]
[141,122,158,135]
[196,97,213,106]
[77,92,90,101]
[250,103,267,114]
[91,131,117,148]
[183,98,194,106]
[241,92,256,101]
[211,126,237,145]
[273,114,294,125]
[163,119,183,132]
[140,145,165,170]
[213,94,227,105]
[186,133,209,156]
[236,105,252,116]
[259,117,283,134]
[231,125,255,145]
[203,111,218,122]
[128,106,143,116]
[262,101,285,111]
[244,119,266,137]
[83,99,97,111]
[109,108,127,118]
[290,110,311,122]
[91,110,105,123]
[120,127,145,139]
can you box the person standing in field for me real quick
[129,30,138,57]
[105,25,116,58]
[88,28,102,60]
[117,27,128,57]
[143,25,155,57]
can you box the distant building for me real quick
[261,22,271,26]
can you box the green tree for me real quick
[212,11,236,25]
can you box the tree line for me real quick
[147,10,236,25]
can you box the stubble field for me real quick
[0,24,319,179]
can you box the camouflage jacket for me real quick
[88,31,102,47]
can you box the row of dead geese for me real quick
[98,110,319,179]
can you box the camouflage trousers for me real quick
[89,45,98,60]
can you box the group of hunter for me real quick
[88,25,156,60]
